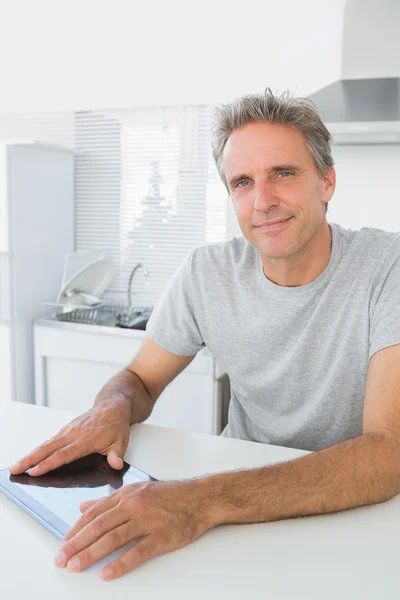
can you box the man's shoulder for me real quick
[333,222,400,258]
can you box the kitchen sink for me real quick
[53,304,153,329]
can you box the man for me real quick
[10,88,400,581]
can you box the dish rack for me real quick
[53,303,150,325]
[54,305,116,324]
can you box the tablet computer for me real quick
[0,453,158,540]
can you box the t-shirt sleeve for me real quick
[145,249,205,356]
[369,244,400,360]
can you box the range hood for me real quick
[307,1,400,145]
[308,77,400,145]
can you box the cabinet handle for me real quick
[0,252,12,324]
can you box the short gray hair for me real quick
[210,87,334,214]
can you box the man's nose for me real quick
[253,182,278,212]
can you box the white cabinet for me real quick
[0,141,74,407]
[34,319,225,435]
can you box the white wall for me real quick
[329,145,400,231]
[342,0,400,78]
[0,0,346,113]
[4,0,399,238]
[0,0,347,240]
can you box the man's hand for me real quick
[8,396,132,476]
[54,478,216,580]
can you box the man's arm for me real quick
[95,337,196,425]
[200,344,400,527]
[52,344,400,580]
[10,337,195,475]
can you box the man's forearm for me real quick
[94,368,154,426]
[199,432,400,527]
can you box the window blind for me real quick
[0,105,228,307]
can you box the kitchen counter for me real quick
[33,318,224,431]
[35,316,149,339]
[2,400,400,599]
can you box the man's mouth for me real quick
[256,217,293,231]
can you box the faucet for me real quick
[127,262,150,312]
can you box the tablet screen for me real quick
[0,453,158,539]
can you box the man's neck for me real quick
[260,221,332,287]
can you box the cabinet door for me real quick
[0,145,14,406]
[34,326,143,412]
[0,144,10,254]
[43,354,216,434]
[34,324,218,434]
[0,323,14,405]
[44,356,126,413]
[0,253,15,405]
[145,369,215,434]
[10,145,74,406]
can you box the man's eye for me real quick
[278,171,292,178]
[235,180,249,188]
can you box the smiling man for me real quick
[223,120,334,287]
[10,88,400,580]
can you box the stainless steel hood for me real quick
[307,1,400,145]
[308,77,400,145]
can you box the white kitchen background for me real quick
[0,0,399,433]
[0,107,226,307]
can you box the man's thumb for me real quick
[107,448,124,470]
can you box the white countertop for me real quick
[1,400,399,599]
[34,316,220,367]
[35,316,149,339]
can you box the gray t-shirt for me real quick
[145,222,400,451]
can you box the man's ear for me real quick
[323,166,336,203]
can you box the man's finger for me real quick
[61,494,118,544]
[9,436,68,474]
[107,450,124,470]
[24,442,89,476]
[79,499,103,513]
[63,521,142,573]
[55,502,123,567]
[100,535,159,580]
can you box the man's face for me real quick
[222,122,335,259]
